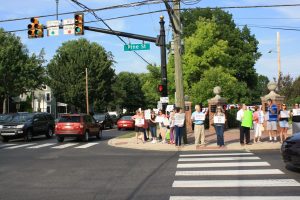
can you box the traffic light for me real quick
[27,17,43,38]
[157,84,164,93]
[74,13,84,36]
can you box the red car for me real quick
[55,114,102,142]
[117,115,135,130]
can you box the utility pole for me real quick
[277,32,281,86]
[172,0,187,143]
[85,67,89,114]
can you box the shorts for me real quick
[279,121,289,128]
[135,126,144,132]
[267,121,277,131]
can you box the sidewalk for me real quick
[108,128,290,152]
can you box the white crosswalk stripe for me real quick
[75,143,99,149]
[175,169,284,176]
[170,197,300,200]
[177,161,270,168]
[4,143,36,149]
[0,144,16,148]
[27,143,56,149]
[179,153,254,157]
[172,179,300,188]
[51,143,79,149]
[178,156,260,162]
[170,152,300,200]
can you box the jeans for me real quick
[214,125,224,146]
[175,126,183,146]
[149,126,157,138]
[170,127,175,141]
[240,126,250,144]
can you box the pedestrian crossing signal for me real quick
[27,17,44,38]
[158,84,164,93]
[74,13,84,36]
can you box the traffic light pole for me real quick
[84,17,168,111]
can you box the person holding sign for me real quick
[278,103,289,143]
[252,106,264,143]
[149,111,158,144]
[191,104,207,145]
[240,105,253,145]
[266,99,278,142]
[158,110,168,144]
[291,103,300,134]
[174,107,185,147]
[213,106,226,148]
[132,110,145,144]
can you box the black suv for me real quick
[0,112,55,142]
[93,113,114,129]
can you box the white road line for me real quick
[180,153,254,157]
[178,156,260,162]
[75,143,98,149]
[4,143,37,149]
[177,162,270,168]
[51,143,79,149]
[170,196,300,200]
[175,169,284,176]
[172,179,300,188]
[0,144,16,148]
[27,143,56,149]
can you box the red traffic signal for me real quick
[157,84,164,93]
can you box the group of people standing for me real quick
[237,99,300,145]
[132,107,186,147]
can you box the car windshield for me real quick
[10,113,34,123]
[58,116,81,123]
[121,116,132,120]
[0,114,13,123]
[94,115,105,121]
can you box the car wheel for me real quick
[24,130,33,142]
[57,136,64,143]
[2,136,9,143]
[45,128,54,138]
[96,129,102,139]
[118,128,121,131]
[83,131,89,142]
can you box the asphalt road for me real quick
[0,129,300,200]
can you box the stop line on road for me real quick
[170,151,300,200]
[0,142,100,150]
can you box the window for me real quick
[45,93,51,102]
[47,106,51,113]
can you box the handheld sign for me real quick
[280,110,289,118]
[155,116,164,123]
[163,118,170,126]
[214,115,225,124]
[194,113,206,121]
[293,109,300,116]
[135,118,144,126]
[144,109,151,120]
[174,113,185,126]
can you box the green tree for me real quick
[277,73,294,103]
[189,67,249,105]
[115,72,145,112]
[140,65,161,108]
[0,29,45,113]
[47,38,115,112]
[181,8,261,89]
[251,74,269,104]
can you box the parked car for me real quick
[0,112,55,142]
[93,113,114,129]
[281,132,300,169]
[55,114,102,142]
[117,115,135,130]
[110,114,118,125]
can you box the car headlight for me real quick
[16,125,24,129]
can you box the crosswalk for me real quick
[0,142,100,150]
[170,151,300,199]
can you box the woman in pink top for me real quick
[253,106,264,143]
[132,110,145,144]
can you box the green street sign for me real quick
[124,43,150,51]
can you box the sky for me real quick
[1,0,300,80]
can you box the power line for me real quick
[238,24,300,32]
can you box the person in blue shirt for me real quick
[266,99,278,142]
[191,104,207,145]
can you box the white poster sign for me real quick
[293,109,300,116]
[155,116,164,123]
[135,118,144,126]
[144,109,151,120]
[63,18,75,35]
[163,118,170,126]
[194,113,206,121]
[174,113,185,126]
[214,115,225,124]
[166,105,174,112]
[280,110,289,118]
[160,97,169,103]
